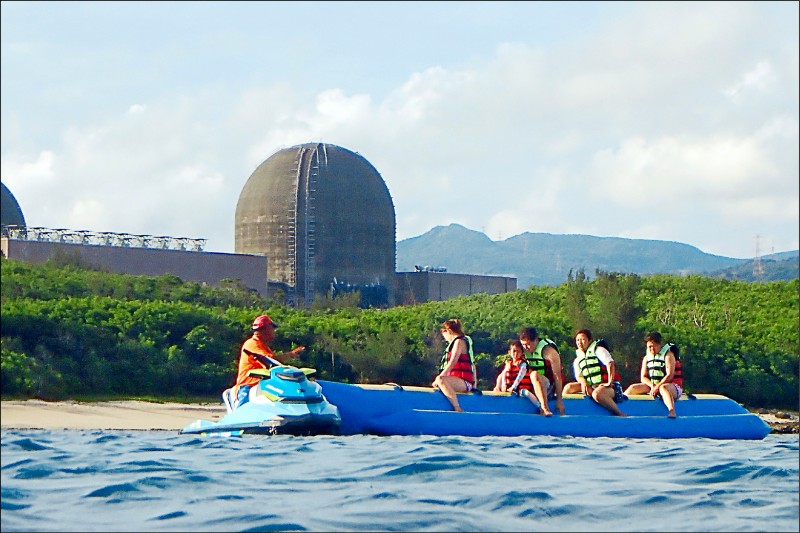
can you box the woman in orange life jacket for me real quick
[624,331,683,418]
[563,329,627,417]
[494,339,553,416]
[433,318,476,412]
[231,314,305,408]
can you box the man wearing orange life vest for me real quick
[232,314,305,408]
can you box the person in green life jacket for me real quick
[518,327,566,415]
[494,339,553,416]
[624,331,684,418]
[433,318,476,412]
[562,329,627,417]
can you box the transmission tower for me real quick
[753,234,765,279]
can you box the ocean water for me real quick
[1,430,797,532]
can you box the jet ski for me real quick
[180,366,341,436]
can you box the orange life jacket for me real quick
[440,335,476,386]
[504,358,533,392]
[235,335,275,388]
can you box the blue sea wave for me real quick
[1,430,797,532]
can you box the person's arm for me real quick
[595,346,615,387]
[243,348,280,367]
[640,355,652,386]
[604,361,617,387]
[545,347,564,392]
[573,358,590,395]
[245,345,305,366]
[545,346,565,414]
[545,347,564,394]
[273,345,305,363]
[508,362,527,393]
[499,362,512,391]
[661,352,676,385]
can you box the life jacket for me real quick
[646,342,683,387]
[576,339,621,386]
[528,339,551,374]
[529,338,558,377]
[504,358,533,392]
[440,335,476,386]
[235,335,275,388]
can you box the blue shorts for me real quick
[612,381,625,403]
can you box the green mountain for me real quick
[397,224,799,287]
[704,257,799,282]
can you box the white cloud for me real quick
[590,115,798,219]
[1,150,56,184]
[127,104,147,115]
[1,1,797,259]
[724,61,776,103]
[70,198,108,230]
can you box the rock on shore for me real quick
[753,408,800,434]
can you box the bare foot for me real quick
[667,410,676,418]
[616,412,628,417]
[542,410,553,417]
[454,407,464,412]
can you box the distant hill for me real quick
[704,257,799,282]
[397,224,799,287]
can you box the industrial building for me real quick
[235,143,396,307]
[2,144,515,305]
[395,270,517,305]
[1,226,268,294]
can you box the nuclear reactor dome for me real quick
[1,182,26,227]
[235,143,396,306]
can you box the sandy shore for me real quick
[1,400,227,431]
[1,400,797,433]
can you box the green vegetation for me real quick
[1,256,797,409]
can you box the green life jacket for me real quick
[529,338,556,375]
[646,342,681,386]
[576,340,606,386]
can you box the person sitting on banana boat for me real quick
[518,327,566,415]
[624,331,683,418]
[494,339,553,416]
[433,318,476,412]
[563,329,627,417]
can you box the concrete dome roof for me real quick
[1,182,26,227]
[235,143,396,305]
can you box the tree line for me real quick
[1,255,797,409]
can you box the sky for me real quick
[2,1,798,259]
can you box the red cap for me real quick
[252,315,279,330]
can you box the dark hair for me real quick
[645,331,662,344]
[575,329,593,341]
[509,339,524,351]
[442,318,464,335]
[518,327,538,341]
